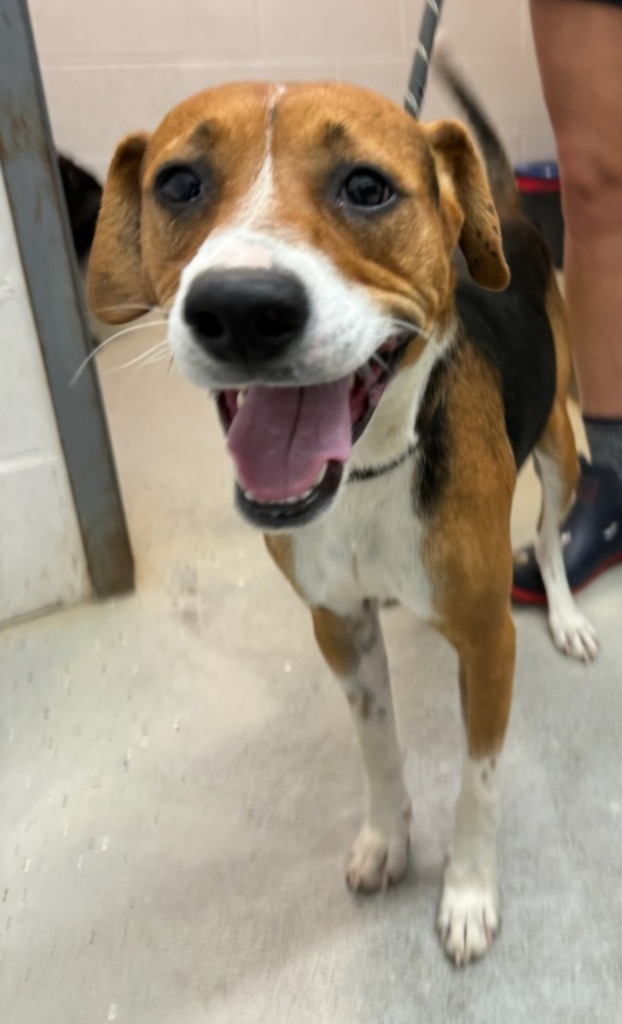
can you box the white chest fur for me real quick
[291,457,434,618]
[287,333,452,619]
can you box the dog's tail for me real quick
[432,38,520,217]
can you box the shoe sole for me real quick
[511,550,622,607]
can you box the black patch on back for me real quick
[412,353,452,516]
[455,215,557,469]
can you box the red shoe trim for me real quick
[511,585,547,606]
[512,551,622,607]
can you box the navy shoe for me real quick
[512,456,622,605]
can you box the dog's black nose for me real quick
[184,268,309,362]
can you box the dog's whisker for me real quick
[390,315,420,329]
[70,321,169,386]
[372,353,390,373]
[357,362,375,382]
[144,350,171,366]
[390,317,425,337]
[107,341,170,375]
[93,302,167,316]
[101,321,168,348]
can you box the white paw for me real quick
[438,878,499,967]
[549,607,598,662]
[346,822,410,893]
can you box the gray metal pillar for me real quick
[0,0,134,596]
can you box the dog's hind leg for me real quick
[529,274,598,659]
[534,399,598,660]
[312,602,412,892]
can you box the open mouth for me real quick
[215,332,411,529]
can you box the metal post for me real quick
[0,0,134,597]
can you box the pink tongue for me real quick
[227,379,352,502]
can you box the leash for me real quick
[345,3,446,486]
[404,0,445,119]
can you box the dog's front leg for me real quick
[312,601,411,892]
[439,606,516,966]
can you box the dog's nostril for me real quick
[194,310,227,340]
[252,304,301,340]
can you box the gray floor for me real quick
[2,328,622,1023]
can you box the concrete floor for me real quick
[2,325,622,1023]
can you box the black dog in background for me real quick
[57,153,102,268]
[57,153,104,348]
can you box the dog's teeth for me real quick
[236,389,248,409]
[242,490,305,506]
[315,465,328,486]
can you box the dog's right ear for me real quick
[88,133,153,324]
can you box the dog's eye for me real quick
[155,165,202,205]
[340,168,394,209]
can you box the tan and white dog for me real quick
[88,62,597,965]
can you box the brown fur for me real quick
[311,607,361,680]
[264,533,304,598]
[423,120,509,292]
[545,274,574,402]
[266,535,362,681]
[89,133,152,322]
[424,342,516,758]
[537,275,581,519]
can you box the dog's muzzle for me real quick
[181,267,412,531]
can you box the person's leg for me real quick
[513,0,622,601]
[532,0,622,422]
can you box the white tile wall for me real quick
[0,168,90,625]
[28,0,556,182]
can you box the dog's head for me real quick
[89,81,508,530]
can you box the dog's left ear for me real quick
[424,120,510,291]
[88,132,154,323]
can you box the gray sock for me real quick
[584,416,622,479]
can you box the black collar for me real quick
[346,346,453,486]
[346,441,418,483]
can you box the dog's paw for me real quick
[438,879,499,967]
[346,823,409,893]
[549,607,598,662]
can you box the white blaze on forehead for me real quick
[188,232,275,271]
[235,83,286,228]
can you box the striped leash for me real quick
[404,0,445,119]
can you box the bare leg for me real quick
[312,602,411,891]
[531,0,622,418]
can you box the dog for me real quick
[57,153,102,268]
[87,56,597,965]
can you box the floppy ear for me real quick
[88,133,153,323]
[425,120,509,291]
